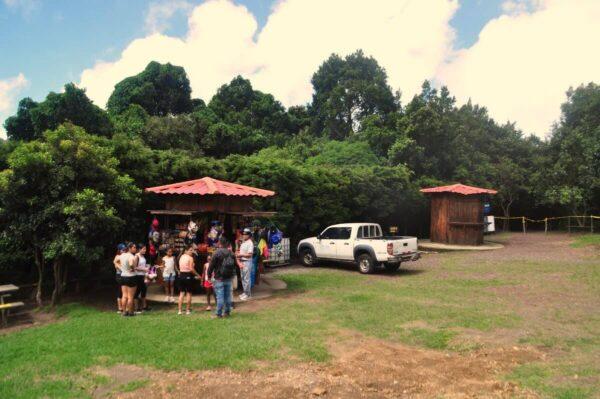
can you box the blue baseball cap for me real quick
[117,243,126,251]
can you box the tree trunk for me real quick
[33,247,44,307]
[51,258,63,307]
[501,204,511,231]
[60,263,69,296]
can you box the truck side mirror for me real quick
[317,234,322,240]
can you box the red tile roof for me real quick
[145,177,276,197]
[420,183,497,195]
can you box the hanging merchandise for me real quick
[268,226,283,248]
[148,218,161,245]
[258,238,269,259]
[185,220,199,245]
[207,220,222,247]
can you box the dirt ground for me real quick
[98,333,541,399]
[86,232,599,399]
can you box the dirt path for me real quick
[99,332,541,398]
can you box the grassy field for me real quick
[0,233,598,398]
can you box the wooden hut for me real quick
[144,177,276,251]
[420,183,497,246]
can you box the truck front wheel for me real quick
[357,254,376,274]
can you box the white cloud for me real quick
[145,0,193,33]
[3,0,40,16]
[0,73,28,137]
[439,0,600,135]
[80,0,458,109]
[79,0,599,137]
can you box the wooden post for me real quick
[522,217,526,234]
[544,218,548,235]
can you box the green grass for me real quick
[571,234,600,248]
[0,245,598,398]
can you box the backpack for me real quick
[220,251,236,279]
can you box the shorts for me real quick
[163,273,176,283]
[120,276,137,288]
[178,272,195,293]
[116,274,123,298]
[134,275,147,298]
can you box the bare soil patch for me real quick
[108,332,541,399]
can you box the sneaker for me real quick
[165,296,170,302]
[239,294,248,301]
[211,314,222,319]
[117,310,122,314]
[169,296,175,303]
[186,310,192,315]
[134,310,142,315]
[224,312,231,318]
[178,311,183,315]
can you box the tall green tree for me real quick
[3,97,38,141]
[0,124,139,306]
[538,83,600,216]
[310,50,398,139]
[107,61,193,116]
[4,85,113,140]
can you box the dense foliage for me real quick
[1,51,599,304]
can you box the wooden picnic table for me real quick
[0,284,21,327]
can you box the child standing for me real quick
[160,247,176,302]
[202,255,215,311]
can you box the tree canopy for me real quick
[107,61,194,116]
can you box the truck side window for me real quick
[320,228,338,239]
[338,227,351,240]
[357,226,365,238]
[369,225,376,237]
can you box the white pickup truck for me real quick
[297,223,420,274]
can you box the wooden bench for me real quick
[0,284,22,327]
[0,301,25,326]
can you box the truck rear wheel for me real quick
[301,248,316,267]
[357,254,376,274]
[384,263,400,273]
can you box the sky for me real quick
[1,0,599,138]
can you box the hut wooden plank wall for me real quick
[421,184,497,246]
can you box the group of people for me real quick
[113,228,257,318]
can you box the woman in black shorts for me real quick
[133,243,149,313]
[177,245,201,315]
[120,243,138,316]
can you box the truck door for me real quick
[336,227,354,260]
[316,227,339,258]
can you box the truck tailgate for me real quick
[392,237,418,255]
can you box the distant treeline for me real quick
[1,50,598,304]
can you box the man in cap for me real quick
[237,228,254,300]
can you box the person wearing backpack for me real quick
[207,237,236,318]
